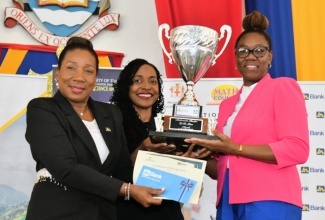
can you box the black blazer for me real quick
[25,91,133,220]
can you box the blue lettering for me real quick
[311,205,325,211]
[310,130,325,136]
[310,168,325,173]
[302,186,309,191]
[310,94,325,99]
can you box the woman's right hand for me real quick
[139,137,176,154]
[129,184,164,207]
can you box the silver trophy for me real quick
[158,24,232,106]
[150,24,231,151]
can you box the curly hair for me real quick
[110,58,164,152]
[235,10,272,51]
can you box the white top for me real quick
[223,83,256,168]
[83,119,109,164]
[223,84,256,137]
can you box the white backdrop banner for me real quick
[162,78,325,220]
[0,75,323,219]
[0,74,47,219]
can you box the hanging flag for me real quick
[245,0,297,79]
[245,0,325,81]
[291,0,325,81]
[155,0,243,79]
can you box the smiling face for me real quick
[236,32,273,86]
[56,49,97,105]
[129,64,159,112]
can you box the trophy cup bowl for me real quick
[171,25,218,106]
[159,24,232,106]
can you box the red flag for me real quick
[155,0,243,78]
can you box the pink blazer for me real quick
[215,74,309,207]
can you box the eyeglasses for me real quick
[235,46,270,58]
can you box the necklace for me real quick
[78,106,88,117]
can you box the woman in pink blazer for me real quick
[185,11,309,220]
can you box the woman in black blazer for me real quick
[25,37,164,220]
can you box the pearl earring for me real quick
[268,63,272,69]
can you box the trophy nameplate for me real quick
[165,104,206,133]
[164,116,207,133]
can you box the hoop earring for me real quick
[268,63,272,69]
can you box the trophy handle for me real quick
[212,25,232,65]
[158,23,173,64]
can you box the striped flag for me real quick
[243,0,324,81]
[0,43,124,75]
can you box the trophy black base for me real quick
[149,131,219,153]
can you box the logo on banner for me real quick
[316,111,324,118]
[303,93,309,100]
[303,204,325,211]
[301,166,324,173]
[168,83,186,98]
[316,185,325,193]
[301,166,309,173]
[303,93,325,100]
[206,84,238,105]
[4,0,120,46]
[302,204,310,211]
[316,148,325,155]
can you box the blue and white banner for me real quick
[0,74,47,219]
[162,78,325,220]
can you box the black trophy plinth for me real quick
[149,130,219,153]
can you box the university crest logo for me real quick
[4,0,120,46]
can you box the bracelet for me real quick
[237,144,243,157]
[124,183,130,201]
[127,183,131,200]
[124,183,127,200]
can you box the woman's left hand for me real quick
[184,129,238,155]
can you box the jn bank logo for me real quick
[303,204,310,211]
[304,93,325,100]
[317,185,325,193]
[304,93,309,100]
[301,166,324,173]
[301,167,309,173]
[316,148,325,155]
[316,111,325,118]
